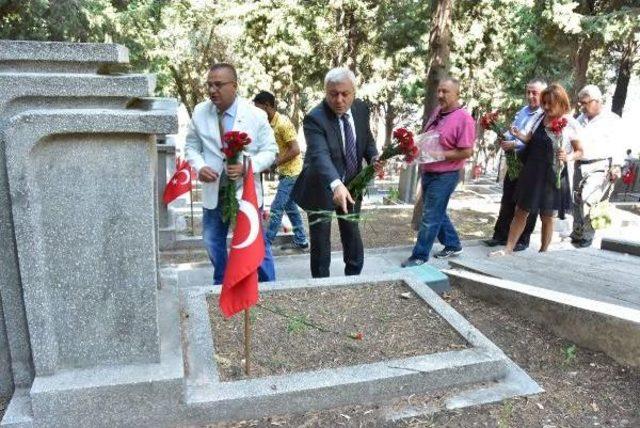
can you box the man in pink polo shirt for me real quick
[401,78,475,267]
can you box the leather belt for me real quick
[577,157,610,166]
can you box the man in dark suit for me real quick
[292,67,378,278]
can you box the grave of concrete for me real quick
[0,40,182,427]
[178,272,541,425]
[1,40,541,427]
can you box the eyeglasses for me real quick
[206,81,235,90]
[578,99,595,107]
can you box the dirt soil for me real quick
[200,289,640,428]
[207,281,468,381]
[0,396,6,422]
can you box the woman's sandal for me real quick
[488,249,511,257]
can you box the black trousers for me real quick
[493,174,538,246]
[307,200,364,278]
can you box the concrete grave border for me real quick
[179,272,542,425]
[445,268,640,367]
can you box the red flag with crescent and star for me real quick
[220,161,264,318]
[163,157,192,204]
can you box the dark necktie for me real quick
[341,113,357,181]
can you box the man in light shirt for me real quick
[185,63,278,284]
[571,84,623,248]
[484,79,546,251]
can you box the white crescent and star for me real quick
[232,200,260,249]
[176,169,191,185]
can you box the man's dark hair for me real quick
[627,149,632,155]
[209,63,237,81]
[253,91,276,107]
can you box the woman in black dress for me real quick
[491,84,583,255]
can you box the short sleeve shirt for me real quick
[421,107,476,173]
[577,111,623,164]
[271,112,302,176]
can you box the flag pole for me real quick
[242,153,251,376]
[244,308,251,375]
[189,184,195,235]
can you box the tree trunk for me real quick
[346,9,358,74]
[572,39,592,100]
[384,101,395,147]
[332,8,344,67]
[422,0,453,128]
[611,39,636,117]
[291,90,301,130]
[406,0,452,205]
[169,65,193,116]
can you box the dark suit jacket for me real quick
[293,99,378,211]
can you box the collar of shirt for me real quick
[505,105,543,151]
[578,110,616,126]
[270,111,280,127]
[218,96,239,132]
[525,105,541,116]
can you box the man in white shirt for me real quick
[185,63,278,284]
[571,84,623,248]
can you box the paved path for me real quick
[450,247,640,310]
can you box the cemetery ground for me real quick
[3,181,638,426]
[202,288,640,428]
[188,182,639,427]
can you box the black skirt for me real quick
[515,122,572,218]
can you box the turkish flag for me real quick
[163,157,192,204]
[220,161,264,318]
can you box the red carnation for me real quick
[347,127,417,200]
[549,117,568,135]
[220,131,252,225]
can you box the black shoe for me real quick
[575,239,592,248]
[513,243,527,252]
[483,238,506,247]
[433,248,463,259]
[280,242,309,251]
[401,258,426,268]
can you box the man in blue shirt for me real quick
[484,79,546,250]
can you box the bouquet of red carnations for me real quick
[480,111,522,180]
[347,127,418,200]
[221,131,251,225]
[548,117,568,189]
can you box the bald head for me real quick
[437,78,461,111]
[440,77,460,94]
[526,79,546,109]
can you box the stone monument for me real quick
[0,40,182,427]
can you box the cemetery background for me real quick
[2,1,640,427]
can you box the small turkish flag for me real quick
[220,161,264,318]
[163,157,192,204]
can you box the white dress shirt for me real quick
[577,110,624,165]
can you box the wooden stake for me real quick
[244,308,251,375]
[189,185,195,235]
